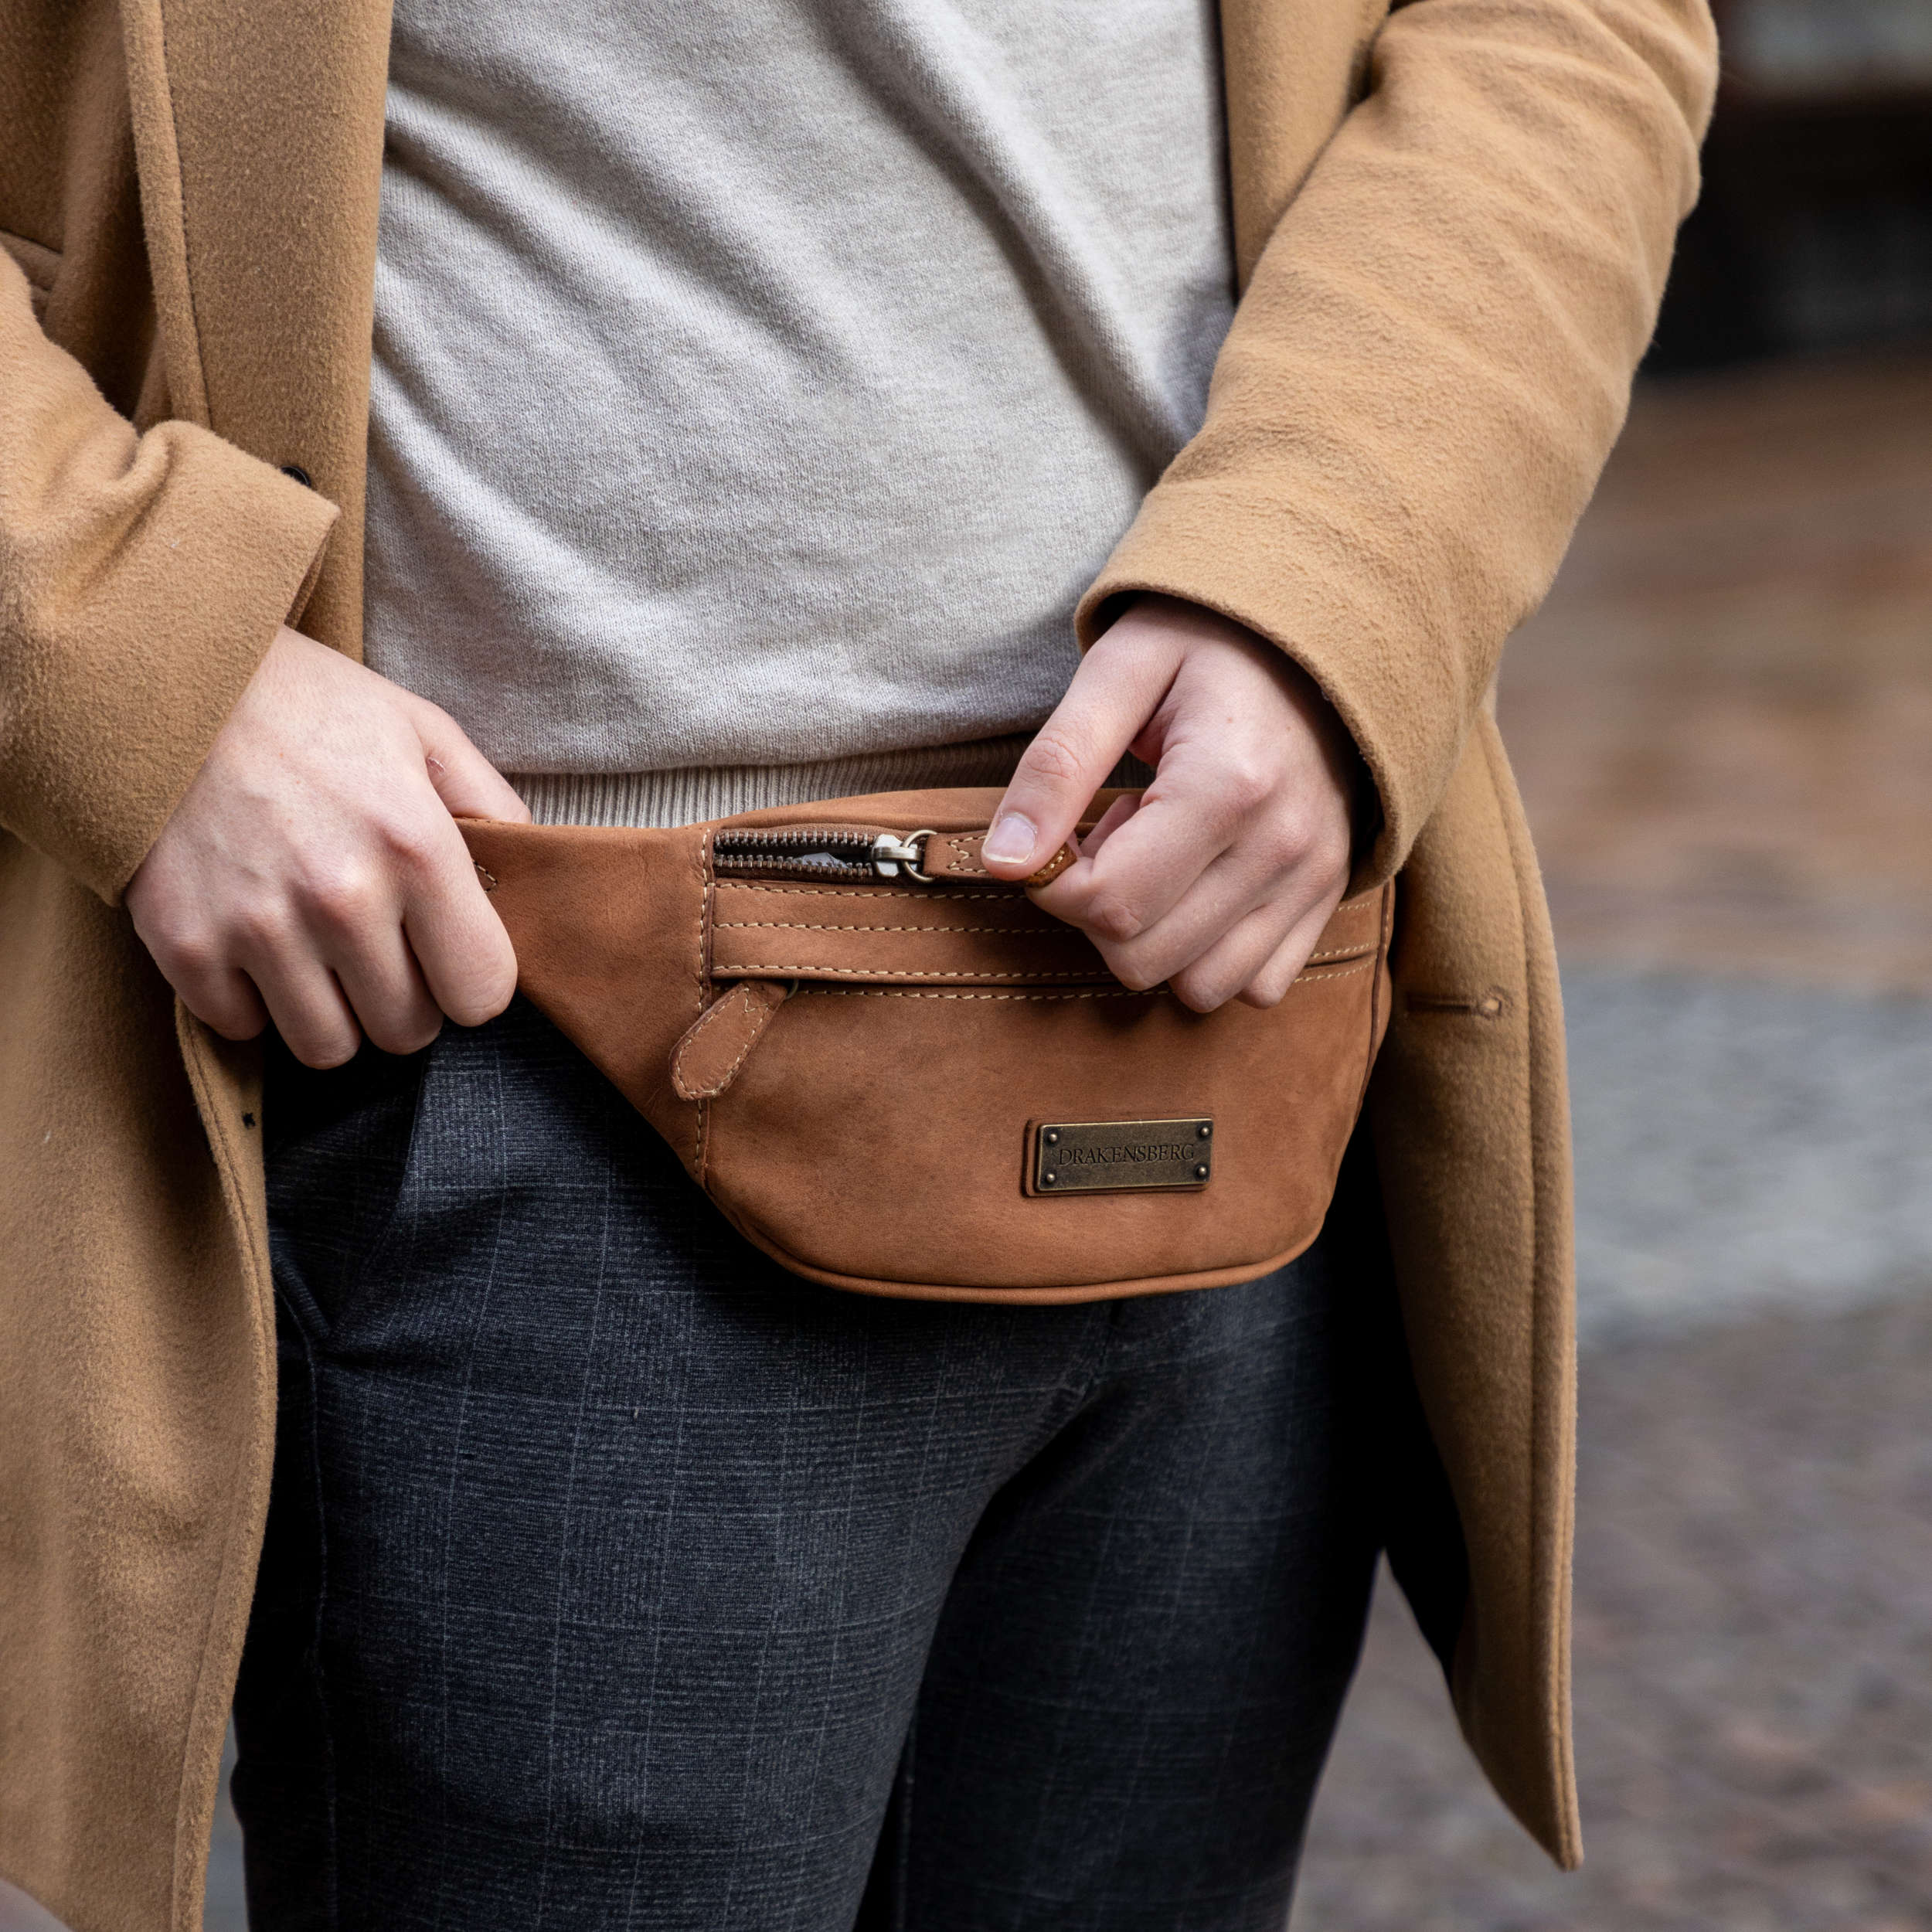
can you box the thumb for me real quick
[413,704,532,824]
[983,632,1178,879]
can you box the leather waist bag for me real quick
[461,787,1393,1305]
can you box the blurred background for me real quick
[5,2,1930,1927]
[1300,1,1932,1923]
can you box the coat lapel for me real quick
[120,0,393,650]
[1219,0,1387,284]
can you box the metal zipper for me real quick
[712,825,939,884]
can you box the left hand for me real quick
[980,595,1365,1012]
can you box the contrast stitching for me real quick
[774,960,1373,992]
[799,986,1162,1002]
[714,920,1083,937]
[718,963,1111,981]
[671,999,724,1098]
[693,836,712,1178]
[716,883,1016,903]
[1352,881,1393,1126]
[674,985,780,1099]
[714,911,1372,959]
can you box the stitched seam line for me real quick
[670,1002,726,1097]
[694,836,713,1179]
[675,988,779,1099]
[717,963,1113,981]
[799,986,1163,1002]
[1351,881,1393,1127]
[777,961,1371,994]
[714,920,1085,937]
[710,919,1374,959]
[716,883,1019,902]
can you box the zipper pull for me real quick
[870,831,936,883]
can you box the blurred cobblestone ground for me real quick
[1298,1287,1932,1932]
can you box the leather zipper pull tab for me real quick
[1024,842,1077,889]
[671,979,794,1102]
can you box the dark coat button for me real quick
[280,464,313,488]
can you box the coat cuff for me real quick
[3,425,337,903]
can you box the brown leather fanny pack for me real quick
[460,787,1392,1305]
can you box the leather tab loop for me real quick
[1024,842,1077,889]
[672,978,793,1101]
[920,830,1077,886]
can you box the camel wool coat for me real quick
[0,1,1714,1926]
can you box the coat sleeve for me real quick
[1077,0,1717,887]
[0,249,338,903]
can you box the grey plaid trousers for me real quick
[233,996,1407,1931]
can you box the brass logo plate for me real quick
[1030,1117,1213,1195]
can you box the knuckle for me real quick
[1171,971,1230,1015]
[432,930,519,1029]
[202,1007,269,1043]
[1022,728,1092,791]
[1315,821,1355,879]
[1250,815,1313,874]
[291,1027,361,1071]
[298,859,381,931]
[230,900,297,959]
[155,926,223,981]
[442,983,509,1029]
[1217,757,1275,818]
[366,1010,444,1057]
[371,811,440,872]
[1083,893,1144,946]
[474,963,520,1022]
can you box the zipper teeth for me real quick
[713,853,877,882]
[713,828,883,882]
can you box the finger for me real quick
[400,813,521,1029]
[1236,907,1345,1009]
[1036,743,1259,947]
[327,919,446,1056]
[1158,895,1301,1012]
[247,954,365,1069]
[982,637,1179,878]
[413,703,532,824]
[1068,792,1138,862]
[1093,854,1284,993]
[1165,888,1346,1013]
[166,955,272,1043]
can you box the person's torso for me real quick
[361,0,1236,801]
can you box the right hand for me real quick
[127,626,529,1068]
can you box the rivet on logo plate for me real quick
[1042,1171,1058,1185]
[1195,1164,1210,1181]
[1197,1123,1211,1140]
[1044,1130,1060,1146]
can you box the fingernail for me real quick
[983,813,1036,866]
